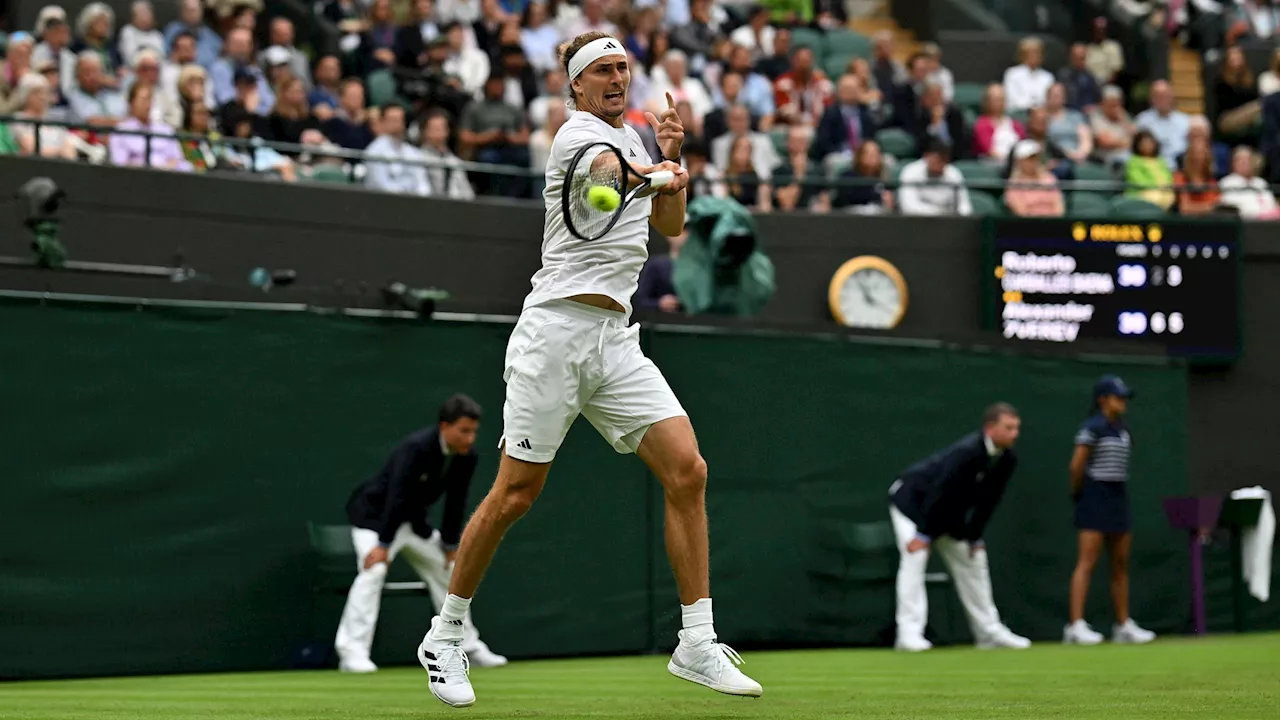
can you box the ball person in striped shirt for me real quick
[1063,375,1157,645]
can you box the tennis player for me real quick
[415,31,762,708]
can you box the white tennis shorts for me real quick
[500,299,687,463]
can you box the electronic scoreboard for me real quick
[983,218,1241,359]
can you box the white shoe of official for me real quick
[338,656,378,673]
[419,622,476,708]
[667,631,763,697]
[465,641,509,668]
[976,626,1031,650]
[1112,618,1157,644]
[894,635,934,652]
[1063,619,1105,645]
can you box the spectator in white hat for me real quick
[259,17,312,89]
[1004,139,1065,217]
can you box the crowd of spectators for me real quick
[0,0,1276,220]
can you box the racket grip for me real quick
[647,170,675,188]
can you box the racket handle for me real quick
[646,170,675,188]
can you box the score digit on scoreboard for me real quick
[983,219,1241,359]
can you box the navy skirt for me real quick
[1074,480,1131,534]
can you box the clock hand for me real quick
[857,277,877,306]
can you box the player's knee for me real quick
[662,453,707,503]
[495,481,541,520]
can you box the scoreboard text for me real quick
[984,219,1241,359]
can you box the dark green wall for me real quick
[0,299,1245,681]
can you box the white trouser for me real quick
[334,524,481,661]
[889,503,1005,644]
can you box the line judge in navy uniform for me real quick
[334,394,508,672]
[888,403,1032,651]
[1063,376,1157,645]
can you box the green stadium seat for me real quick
[1074,162,1118,185]
[953,82,987,113]
[967,189,1004,217]
[1069,191,1111,217]
[366,69,398,106]
[824,30,873,59]
[789,27,826,57]
[307,165,354,184]
[874,127,916,159]
[961,106,978,130]
[1108,196,1167,219]
[1009,109,1029,126]
[824,53,858,80]
[952,159,1002,185]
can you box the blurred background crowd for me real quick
[0,0,1277,220]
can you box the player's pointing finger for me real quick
[665,91,677,110]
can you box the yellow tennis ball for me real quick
[588,185,621,212]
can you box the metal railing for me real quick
[5,115,1278,209]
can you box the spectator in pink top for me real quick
[109,82,191,171]
[1004,140,1064,217]
[972,83,1024,165]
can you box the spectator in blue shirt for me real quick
[720,43,776,124]
[163,0,222,69]
[1135,80,1189,169]
[209,28,274,113]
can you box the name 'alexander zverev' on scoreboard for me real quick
[983,219,1241,359]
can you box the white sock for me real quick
[680,598,716,645]
[427,594,472,643]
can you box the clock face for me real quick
[837,267,905,329]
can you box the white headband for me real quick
[567,37,626,81]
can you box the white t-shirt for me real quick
[526,112,655,317]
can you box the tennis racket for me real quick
[562,142,675,241]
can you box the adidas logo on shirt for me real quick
[518,439,532,450]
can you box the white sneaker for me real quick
[419,620,476,708]
[976,626,1031,650]
[465,641,509,668]
[337,656,378,673]
[894,635,934,652]
[667,631,763,697]
[1112,619,1156,644]
[1063,619,1105,645]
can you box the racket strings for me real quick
[566,147,627,241]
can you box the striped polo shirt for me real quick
[1075,413,1131,482]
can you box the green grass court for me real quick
[4,634,1278,719]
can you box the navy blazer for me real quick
[346,426,477,548]
[811,103,878,160]
[891,431,1017,541]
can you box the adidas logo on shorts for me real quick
[517,439,533,450]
